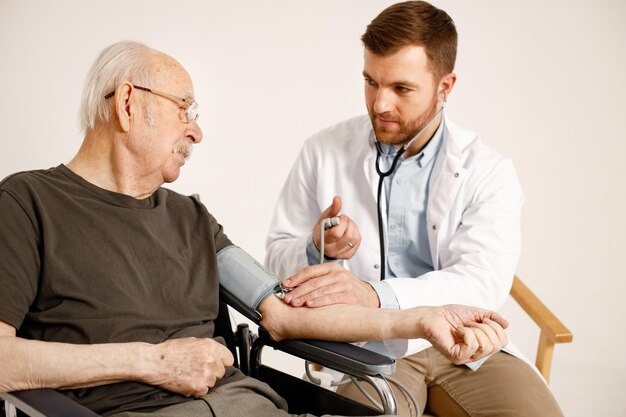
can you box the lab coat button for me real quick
[374,264,380,269]
[454,172,460,178]
[432,225,437,230]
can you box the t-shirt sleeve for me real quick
[208,213,233,253]
[0,189,40,330]
[188,194,232,253]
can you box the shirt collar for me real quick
[417,117,445,168]
[376,118,446,168]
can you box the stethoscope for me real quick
[374,92,447,280]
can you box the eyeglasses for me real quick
[104,85,199,123]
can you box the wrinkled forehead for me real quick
[150,53,195,98]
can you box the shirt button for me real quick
[390,224,397,230]
[396,179,402,184]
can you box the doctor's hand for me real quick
[411,305,509,365]
[281,262,379,308]
[312,196,361,260]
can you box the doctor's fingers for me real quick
[473,318,508,350]
[339,214,361,242]
[283,263,340,288]
[316,224,347,258]
[286,275,347,306]
[312,201,344,248]
[466,324,499,360]
[448,327,479,364]
[321,217,349,243]
[318,196,343,221]
[325,217,362,258]
[330,235,361,260]
[483,311,509,330]
[299,278,367,307]
[285,265,360,305]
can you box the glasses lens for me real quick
[186,101,199,122]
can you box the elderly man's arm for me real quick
[0,321,233,396]
[259,295,508,365]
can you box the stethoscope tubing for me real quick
[374,96,446,280]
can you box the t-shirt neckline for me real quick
[56,164,158,209]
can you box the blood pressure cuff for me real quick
[216,245,280,318]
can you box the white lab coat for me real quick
[265,115,528,361]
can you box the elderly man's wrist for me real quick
[391,306,429,340]
[139,342,165,384]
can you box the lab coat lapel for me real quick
[427,121,467,268]
[363,131,380,202]
[363,130,387,254]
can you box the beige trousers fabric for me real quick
[336,348,564,417]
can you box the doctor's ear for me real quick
[438,73,457,101]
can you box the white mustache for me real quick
[172,144,193,160]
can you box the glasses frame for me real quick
[104,84,198,123]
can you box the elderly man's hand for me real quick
[414,305,509,364]
[146,337,234,397]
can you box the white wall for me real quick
[1,1,625,416]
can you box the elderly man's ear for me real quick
[114,82,135,133]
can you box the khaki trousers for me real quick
[336,348,564,417]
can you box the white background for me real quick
[1,1,625,416]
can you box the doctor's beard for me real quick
[369,91,439,148]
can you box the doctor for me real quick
[265,1,564,416]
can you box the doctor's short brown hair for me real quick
[361,1,458,80]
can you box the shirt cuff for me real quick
[305,234,339,266]
[465,353,495,371]
[368,280,400,310]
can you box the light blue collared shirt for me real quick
[366,121,444,309]
[305,121,443,291]
[368,121,490,369]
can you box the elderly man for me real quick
[0,41,507,417]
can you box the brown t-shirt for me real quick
[0,165,243,415]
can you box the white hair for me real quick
[79,41,160,132]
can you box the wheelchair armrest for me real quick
[1,389,99,417]
[256,328,396,377]
[220,285,399,414]
[220,285,262,323]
